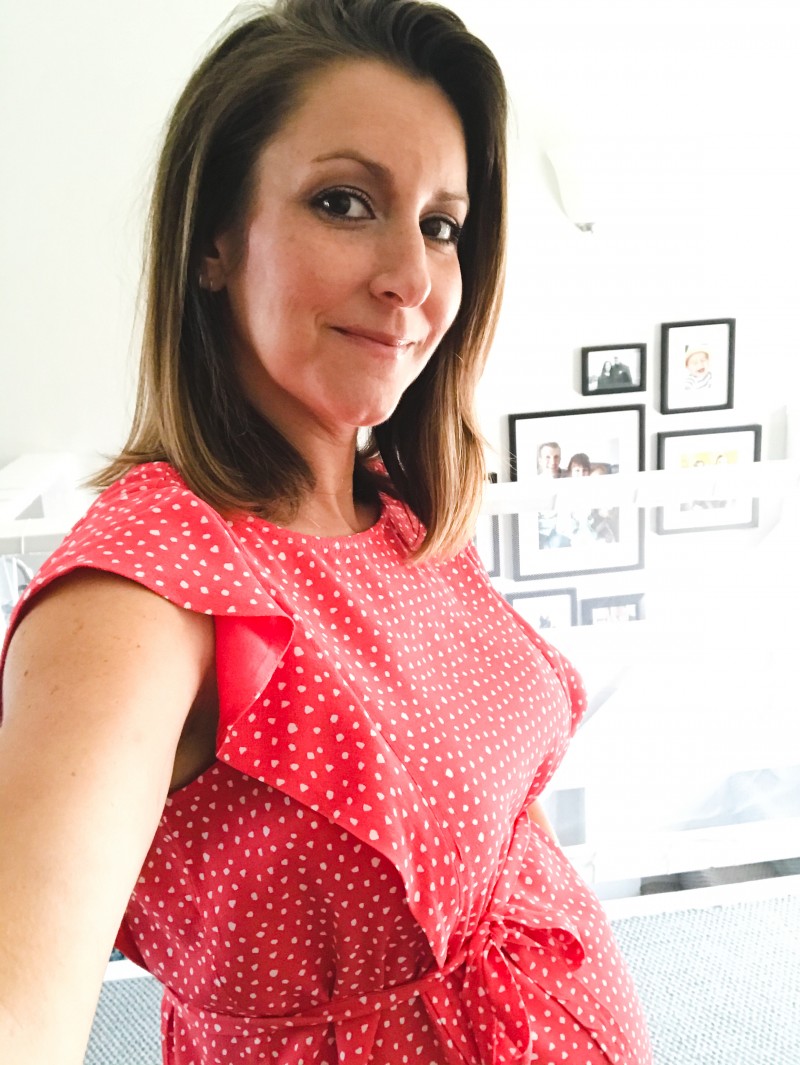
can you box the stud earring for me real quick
[199,271,222,293]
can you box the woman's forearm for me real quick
[527,798,558,842]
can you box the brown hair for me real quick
[94,0,507,560]
[567,453,591,475]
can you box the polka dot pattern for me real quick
[4,464,652,1064]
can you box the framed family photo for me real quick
[581,344,646,396]
[580,593,645,626]
[508,406,645,580]
[660,318,735,414]
[507,588,578,630]
[655,425,762,533]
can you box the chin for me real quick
[347,398,404,430]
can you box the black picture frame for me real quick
[580,593,645,626]
[474,472,500,577]
[507,588,578,630]
[581,344,646,396]
[655,425,762,533]
[660,318,735,414]
[508,406,645,580]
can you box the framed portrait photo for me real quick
[580,593,645,626]
[507,588,578,631]
[581,344,646,396]
[655,425,762,533]
[660,318,735,414]
[508,406,645,580]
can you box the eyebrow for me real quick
[311,150,470,210]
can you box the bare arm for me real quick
[528,798,558,842]
[0,571,214,1065]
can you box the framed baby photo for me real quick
[655,425,762,533]
[508,406,645,580]
[507,588,578,631]
[581,344,646,396]
[473,472,500,577]
[660,318,735,414]
[580,593,645,626]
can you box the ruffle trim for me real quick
[0,463,454,962]
[0,462,294,721]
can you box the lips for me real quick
[333,326,415,350]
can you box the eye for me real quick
[312,186,373,220]
[421,215,463,246]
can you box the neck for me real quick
[244,391,377,535]
[292,478,370,537]
[277,436,377,537]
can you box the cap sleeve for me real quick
[495,587,588,739]
[0,463,294,754]
[539,639,588,737]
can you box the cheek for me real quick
[240,221,322,311]
[276,241,355,322]
[435,263,463,333]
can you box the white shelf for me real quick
[481,458,800,512]
[564,817,800,885]
[603,871,800,920]
[0,452,94,543]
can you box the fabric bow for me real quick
[459,908,585,1065]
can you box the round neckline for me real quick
[132,462,397,549]
[238,498,391,548]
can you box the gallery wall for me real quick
[1,0,798,467]
[461,0,800,473]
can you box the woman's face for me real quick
[210,60,468,448]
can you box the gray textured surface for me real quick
[612,894,800,1065]
[85,892,800,1064]
[84,975,162,1065]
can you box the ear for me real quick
[199,233,235,293]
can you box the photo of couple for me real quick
[582,345,644,395]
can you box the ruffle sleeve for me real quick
[0,463,459,963]
[0,463,295,744]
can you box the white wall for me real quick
[1,0,798,467]
[459,0,800,469]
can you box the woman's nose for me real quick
[368,225,432,308]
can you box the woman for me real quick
[0,2,652,1063]
[596,360,614,389]
[566,453,591,478]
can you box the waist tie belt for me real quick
[164,909,585,1065]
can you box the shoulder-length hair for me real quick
[94,0,507,561]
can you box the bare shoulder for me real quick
[4,568,214,727]
[1,566,215,844]
[6,565,214,657]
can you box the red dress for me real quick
[3,464,652,1065]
